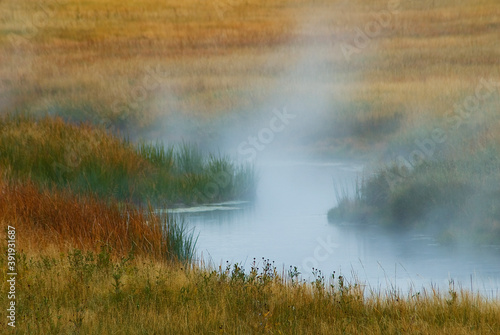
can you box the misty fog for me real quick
[147,3,500,298]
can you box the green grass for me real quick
[0,114,257,206]
[328,128,500,243]
[138,141,257,204]
[163,214,199,264]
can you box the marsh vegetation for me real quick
[1,0,500,332]
[328,106,500,243]
[0,115,256,206]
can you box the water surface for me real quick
[168,161,500,297]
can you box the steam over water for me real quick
[168,161,500,298]
[156,7,500,296]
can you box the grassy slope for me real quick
[0,115,256,205]
[1,168,499,333]
[4,142,498,333]
[0,179,197,262]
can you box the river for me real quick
[168,160,500,297]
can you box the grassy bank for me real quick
[1,247,500,334]
[2,0,500,332]
[0,178,197,262]
[2,159,499,333]
[328,111,500,243]
[0,115,256,206]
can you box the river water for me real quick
[168,161,500,297]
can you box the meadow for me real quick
[1,0,498,153]
[2,244,500,334]
[2,168,499,333]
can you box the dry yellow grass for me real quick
[1,245,499,334]
[1,0,498,138]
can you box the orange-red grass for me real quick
[0,179,169,260]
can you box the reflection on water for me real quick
[160,160,500,297]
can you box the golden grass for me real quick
[1,0,498,138]
[1,247,499,334]
[2,2,500,332]
[0,114,147,174]
[2,174,498,333]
